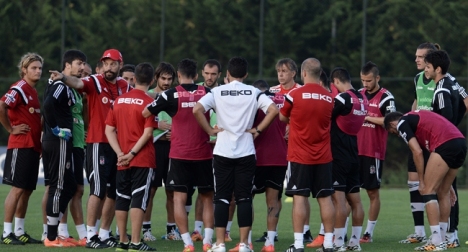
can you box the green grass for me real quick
[1,186,468,251]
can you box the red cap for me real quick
[100,49,123,62]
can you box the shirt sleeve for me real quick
[80,75,97,94]
[332,93,351,118]
[146,89,174,117]
[280,91,293,118]
[379,92,396,115]
[104,106,116,127]
[446,73,468,99]
[457,84,468,99]
[396,115,418,144]
[432,85,453,122]
[144,115,157,129]
[1,87,23,109]
[257,92,274,114]
[198,92,216,112]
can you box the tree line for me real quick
[1,0,468,185]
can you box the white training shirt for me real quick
[198,80,274,158]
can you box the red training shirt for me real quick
[280,84,333,165]
[1,79,41,153]
[105,89,157,170]
[80,74,131,143]
[270,83,302,95]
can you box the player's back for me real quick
[286,84,334,164]
[112,89,154,142]
[211,81,261,137]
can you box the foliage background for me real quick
[1,0,468,185]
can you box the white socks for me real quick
[194,221,203,233]
[203,228,213,244]
[58,223,70,238]
[14,218,25,236]
[3,222,12,237]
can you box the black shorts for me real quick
[213,154,256,203]
[435,138,467,169]
[152,140,170,188]
[332,160,349,192]
[115,167,153,212]
[43,140,74,187]
[253,166,286,195]
[407,148,430,172]
[346,162,360,193]
[285,161,334,198]
[3,148,40,190]
[85,143,117,199]
[42,139,77,213]
[166,158,214,193]
[359,156,383,190]
[72,147,85,185]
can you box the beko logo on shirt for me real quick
[117,98,144,105]
[221,90,253,96]
[353,109,367,116]
[174,90,205,98]
[302,93,332,103]
[181,102,197,108]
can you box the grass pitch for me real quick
[1,186,468,251]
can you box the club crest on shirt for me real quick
[29,107,34,114]
[369,165,376,174]
[66,162,71,169]
[102,97,109,104]
[29,95,33,100]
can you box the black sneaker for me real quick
[102,236,118,247]
[16,232,42,244]
[255,232,267,242]
[255,232,279,242]
[303,230,313,243]
[317,245,334,252]
[128,242,156,251]
[116,241,130,251]
[86,234,110,249]
[284,244,304,252]
[2,232,25,245]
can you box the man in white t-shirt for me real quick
[193,57,278,252]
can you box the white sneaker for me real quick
[238,243,252,252]
[414,241,447,251]
[208,243,226,252]
[163,228,182,241]
[334,244,347,252]
[400,233,427,244]
[41,232,47,242]
[143,230,156,241]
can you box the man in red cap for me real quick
[50,48,132,249]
